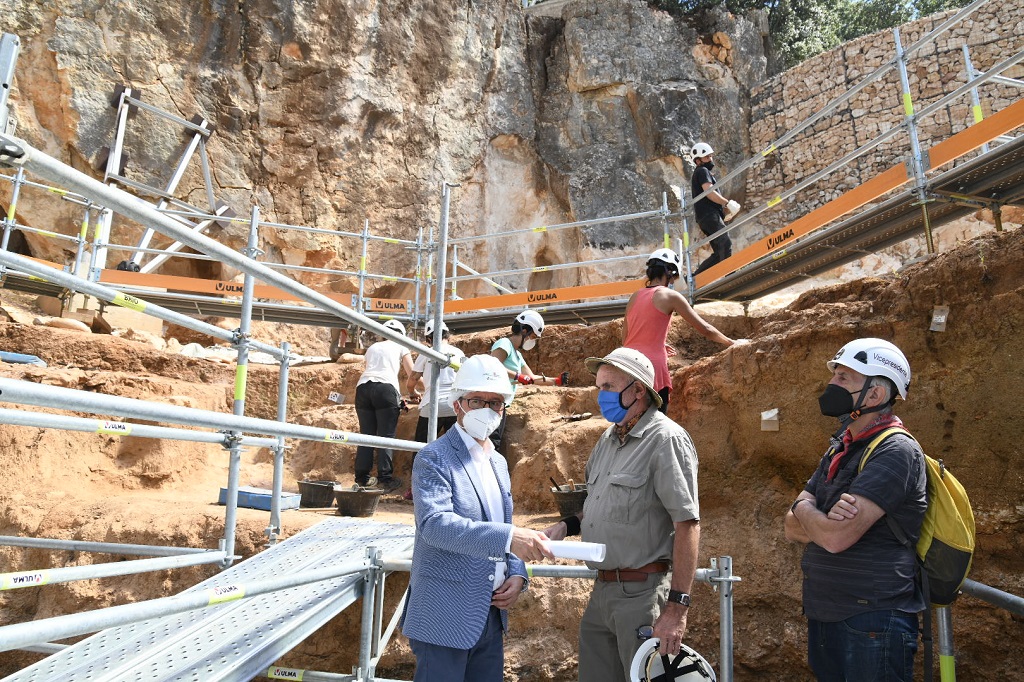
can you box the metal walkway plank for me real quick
[2,517,414,682]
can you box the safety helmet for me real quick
[423,319,448,337]
[630,638,717,682]
[382,319,406,336]
[648,248,682,275]
[449,354,514,406]
[515,309,545,337]
[826,338,911,400]
[691,142,714,159]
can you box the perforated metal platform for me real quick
[3,517,415,682]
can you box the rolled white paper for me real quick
[547,540,607,562]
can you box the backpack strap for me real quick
[855,425,933,682]
[857,426,914,473]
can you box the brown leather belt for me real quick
[596,561,671,582]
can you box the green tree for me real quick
[647,0,973,69]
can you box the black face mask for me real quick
[703,160,715,171]
[818,384,856,417]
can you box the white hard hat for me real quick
[515,309,545,336]
[630,638,717,682]
[691,142,714,158]
[450,354,514,406]
[826,338,911,400]
[585,347,662,408]
[648,248,682,274]
[424,318,448,337]
[382,319,406,336]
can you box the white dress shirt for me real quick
[454,424,510,590]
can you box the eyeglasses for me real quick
[461,397,505,412]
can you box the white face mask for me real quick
[522,337,537,351]
[461,406,503,441]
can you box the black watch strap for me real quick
[667,590,690,606]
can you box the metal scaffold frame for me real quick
[0,5,1021,676]
[684,0,1024,298]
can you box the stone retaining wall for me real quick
[741,4,1022,240]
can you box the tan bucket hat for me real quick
[584,347,662,408]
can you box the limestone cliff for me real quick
[2,0,766,296]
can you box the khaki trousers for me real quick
[577,573,671,682]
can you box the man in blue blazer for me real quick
[402,354,553,681]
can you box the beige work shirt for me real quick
[581,406,699,570]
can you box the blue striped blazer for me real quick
[401,427,526,649]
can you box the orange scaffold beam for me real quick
[694,96,1024,288]
[442,278,645,314]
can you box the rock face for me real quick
[2,0,766,298]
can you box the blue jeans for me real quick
[409,606,503,681]
[808,610,919,682]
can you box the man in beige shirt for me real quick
[544,347,700,682]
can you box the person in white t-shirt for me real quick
[407,319,466,444]
[354,319,414,491]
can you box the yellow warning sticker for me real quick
[113,292,146,312]
[98,421,132,435]
[267,666,304,680]
[1,571,49,590]
[324,431,349,443]
[532,226,548,233]
[208,584,245,605]
[234,365,248,401]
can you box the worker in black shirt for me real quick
[689,142,740,277]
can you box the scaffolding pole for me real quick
[0,551,230,592]
[0,556,374,653]
[0,536,218,557]
[0,407,278,449]
[0,378,424,452]
[0,135,450,366]
[0,248,287,360]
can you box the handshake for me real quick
[515,371,570,386]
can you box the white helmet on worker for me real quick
[450,354,514,406]
[827,338,911,400]
[423,318,448,337]
[648,248,682,276]
[514,309,545,337]
[691,142,714,159]
[629,638,717,681]
[382,319,406,336]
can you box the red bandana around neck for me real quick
[826,413,904,482]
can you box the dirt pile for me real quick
[0,227,1021,680]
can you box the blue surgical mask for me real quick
[597,380,638,423]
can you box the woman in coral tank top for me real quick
[623,248,741,412]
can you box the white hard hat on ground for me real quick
[449,354,514,406]
[630,638,717,681]
[647,248,682,274]
[382,319,406,336]
[826,337,911,400]
[515,309,545,336]
[585,347,662,408]
[691,142,714,158]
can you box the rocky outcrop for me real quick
[2,0,767,298]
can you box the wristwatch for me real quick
[667,590,690,607]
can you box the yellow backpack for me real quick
[858,427,975,606]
